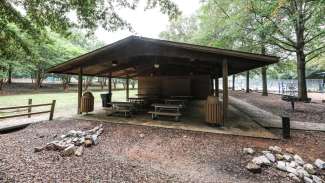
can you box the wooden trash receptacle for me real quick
[81,92,94,113]
[206,96,223,125]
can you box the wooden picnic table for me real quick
[170,96,193,100]
[148,103,183,121]
[128,97,146,103]
[164,99,186,106]
[108,102,135,117]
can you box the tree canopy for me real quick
[0,0,180,89]
[160,0,325,100]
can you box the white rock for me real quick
[139,133,145,138]
[60,145,76,157]
[91,134,98,145]
[288,173,301,182]
[246,162,261,173]
[67,130,77,137]
[75,146,84,156]
[269,146,282,153]
[296,168,310,178]
[286,166,297,175]
[276,154,284,160]
[288,161,298,168]
[277,161,287,171]
[312,175,324,183]
[294,154,305,165]
[284,154,293,161]
[60,135,66,139]
[252,156,271,166]
[243,148,255,155]
[303,164,316,175]
[96,128,103,136]
[264,153,276,162]
[315,159,325,170]
[262,150,271,154]
[304,176,313,183]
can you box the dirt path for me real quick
[229,96,325,131]
[1,119,324,182]
[230,91,325,123]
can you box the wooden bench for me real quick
[104,107,132,117]
[148,111,182,121]
[112,108,132,117]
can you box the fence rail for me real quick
[0,99,56,120]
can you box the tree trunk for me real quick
[260,34,268,96]
[7,64,12,84]
[232,75,235,91]
[296,51,308,100]
[261,67,268,96]
[294,1,308,101]
[103,78,107,86]
[35,71,42,89]
[246,71,250,93]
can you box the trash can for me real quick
[205,96,223,125]
[100,93,112,107]
[81,92,94,113]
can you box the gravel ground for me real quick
[0,119,324,183]
[230,91,325,123]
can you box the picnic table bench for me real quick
[281,95,299,111]
[148,103,183,121]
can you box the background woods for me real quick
[160,0,325,100]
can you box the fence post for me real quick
[282,116,290,139]
[28,99,32,118]
[49,100,56,120]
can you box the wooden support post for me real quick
[215,77,219,97]
[126,76,129,101]
[262,67,268,96]
[77,67,83,114]
[222,59,228,122]
[246,71,250,93]
[108,73,112,94]
[49,100,56,120]
[232,75,235,91]
[27,99,32,118]
[210,76,214,95]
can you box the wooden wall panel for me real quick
[191,75,211,99]
[138,77,161,96]
[138,75,210,99]
[161,77,191,97]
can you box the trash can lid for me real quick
[83,91,94,98]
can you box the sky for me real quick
[95,0,201,44]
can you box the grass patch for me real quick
[0,90,136,117]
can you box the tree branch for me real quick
[306,45,325,56]
[305,31,325,44]
[270,35,296,49]
[306,51,325,62]
[269,39,296,52]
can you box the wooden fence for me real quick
[0,99,56,120]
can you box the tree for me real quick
[1,0,180,55]
[248,0,325,100]
[1,0,180,89]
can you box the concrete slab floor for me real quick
[76,101,279,139]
